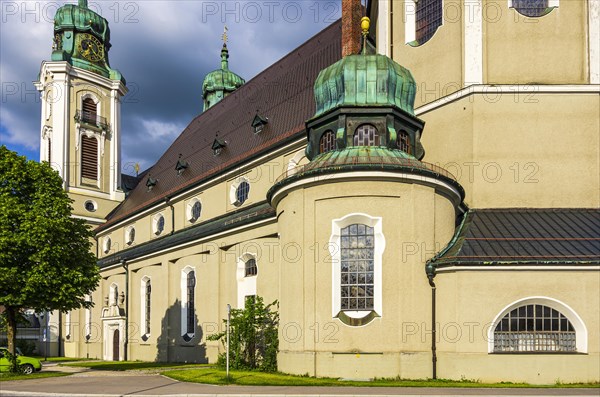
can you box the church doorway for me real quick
[112,329,120,361]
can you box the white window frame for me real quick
[140,276,151,339]
[330,213,385,323]
[236,253,258,308]
[230,177,250,207]
[103,236,112,254]
[65,311,71,340]
[508,0,559,16]
[152,213,165,236]
[109,283,119,306]
[125,225,135,246]
[84,294,92,338]
[187,198,202,223]
[488,296,587,353]
[180,266,196,340]
[404,0,445,45]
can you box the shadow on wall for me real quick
[155,299,207,363]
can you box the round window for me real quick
[189,200,202,223]
[155,215,165,235]
[84,200,97,212]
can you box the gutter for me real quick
[426,263,437,380]
[122,260,129,361]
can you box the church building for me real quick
[34,0,599,384]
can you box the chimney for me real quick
[342,0,362,57]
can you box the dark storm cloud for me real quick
[0,0,340,170]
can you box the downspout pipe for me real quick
[122,260,128,361]
[166,197,175,235]
[426,263,437,379]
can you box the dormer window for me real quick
[353,124,379,147]
[212,137,227,156]
[251,113,268,134]
[146,175,157,192]
[175,154,189,175]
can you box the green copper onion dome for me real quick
[54,0,110,46]
[202,43,245,111]
[51,0,123,82]
[312,54,417,118]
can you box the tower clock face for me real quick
[77,34,104,63]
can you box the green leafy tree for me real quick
[208,296,279,372]
[0,146,100,372]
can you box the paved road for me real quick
[1,367,598,397]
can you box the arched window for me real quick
[82,97,97,125]
[511,0,550,17]
[397,131,411,154]
[180,267,196,341]
[493,304,576,352]
[353,124,379,147]
[245,258,258,277]
[319,130,336,154]
[141,277,151,337]
[81,135,98,181]
[340,224,375,311]
[416,0,443,44]
[186,271,195,335]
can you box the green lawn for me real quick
[62,360,210,371]
[33,356,92,363]
[0,371,69,382]
[163,367,600,388]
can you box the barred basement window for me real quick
[353,124,379,147]
[340,224,375,311]
[397,131,411,154]
[512,0,549,17]
[493,304,576,352]
[319,130,336,154]
[81,135,98,181]
[245,258,258,277]
[416,0,443,44]
[186,271,196,335]
[82,98,97,125]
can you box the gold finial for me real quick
[361,17,370,54]
[134,162,140,176]
[222,25,228,45]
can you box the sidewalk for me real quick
[2,370,599,397]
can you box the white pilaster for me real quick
[590,0,600,84]
[404,0,416,44]
[464,0,483,85]
[377,0,390,56]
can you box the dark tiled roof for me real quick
[97,21,342,232]
[98,202,275,268]
[431,209,600,266]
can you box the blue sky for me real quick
[0,0,341,170]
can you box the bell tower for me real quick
[34,0,127,225]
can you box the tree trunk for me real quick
[6,307,19,372]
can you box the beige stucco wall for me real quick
[275,176,458,379]
[420,93,600,208]
[484,1,589,84]
[435,269,600,384]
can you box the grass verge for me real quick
[163,368,600,388]
[0,371,69,382]
[33,356,92,363]
[62,360,210,371]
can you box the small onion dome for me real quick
[202,43,245,109]
[54,0,110,48]
[312,54,417,118]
